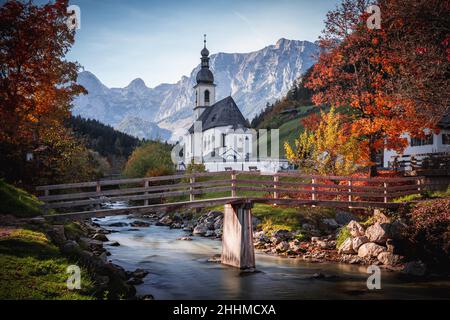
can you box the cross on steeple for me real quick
[203,34,207,48]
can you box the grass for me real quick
[393,186,450,203]
[207,201,335,239]
[0,179,43,217]
[257,105,320,157]
[0,228,94,300]
[336,226,351,249]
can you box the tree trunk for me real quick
[369,147,378,177]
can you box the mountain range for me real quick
[72,38,319,141]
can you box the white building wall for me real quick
[383,130,450,167]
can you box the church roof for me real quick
[189,96,250,133]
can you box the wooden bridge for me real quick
[36,171,425,269]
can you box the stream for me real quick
[94,213,450,300]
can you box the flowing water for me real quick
[95,212,450,300]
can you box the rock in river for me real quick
[365,223,390,245]
[130,220,151,228]
[347,221,365,237]
[357,243,386,258]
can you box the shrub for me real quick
[123,141,174,178]
[336,226,351,249]
[405,198,450,268]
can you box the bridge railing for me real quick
[36,171,427,212]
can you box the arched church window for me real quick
[204,90,210,103]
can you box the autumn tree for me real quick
[0,0,89,186]
[285,107,361,176]
[306,0,449,176]
[123,141,175,178]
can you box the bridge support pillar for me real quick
[221,202,255,269]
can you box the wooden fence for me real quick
[36,171,426,213]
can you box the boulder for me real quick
[347,220,365,237]
[322,218,339,229]
[79,237,104,251]
[92,233,109,242]
[177,237,192,241]
[365,223,390,245]
[204,230,215,237]
[402,261,426,276]
[61,240,81,255]
[357,243,386,258]
[338,238,354,254]
[275,241,290,253]
[310,237,320,243]
[340,254,364,264]
[130,221,151,228]
[335,211,358,225]
[351,236,369,251]
[193,224,208,235]
[390,219,408,239]
[107,222,128,227]
[386,239,395,253]
[288,240,302,253]
[207,211,222,219]
[131,268,149,279]
[316,239,334,249]
[254,231,270,243]
[373,209,391,224]
[109,241,120,247]
[157,216,173,226]
[377,252,402,266]
[272,229,292,241]
[47,225,66,245]
[213,218,223,230]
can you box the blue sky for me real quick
[63,0,341,88]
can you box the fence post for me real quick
[189,176,195,202]
[144,180,149,206]
[273,175,279,199]
[311,178,316,201]
[383,182,388,203]
[95,181,101,210]
[231,171,237,197]
[348,180,352,203]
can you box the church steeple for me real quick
[194,34,216,120]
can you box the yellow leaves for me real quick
[285,107,362,176]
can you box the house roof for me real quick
[188,96,250,133]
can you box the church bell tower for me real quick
[194,35,216,120]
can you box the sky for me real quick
[60,0,341,88]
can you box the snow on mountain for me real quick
[115,116,171,141]
[72,38,319,141]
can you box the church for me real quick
[181,37,288,173]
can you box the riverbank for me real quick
[0,180,147,300]
[139,198,449,277]
[93,213,450,299]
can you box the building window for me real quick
[222,133,226,147]
[410,135,433,147]
[204,90,210,103]
[442,133,450,145]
